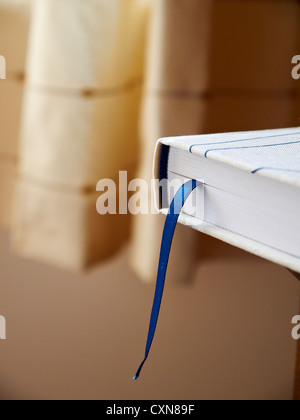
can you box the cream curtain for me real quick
[11,0,150,270]
[0,0,31,228]
[0,0,299,279]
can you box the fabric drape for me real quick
[0,0,31,228]
[11,0,150,270]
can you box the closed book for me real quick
[154,127,300,274]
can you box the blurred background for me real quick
[0,0,299,400]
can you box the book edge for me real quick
[157,130,300,188]
[160,208,300,274]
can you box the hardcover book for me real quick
[154,127,300,274]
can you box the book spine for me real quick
[153,140,170,211]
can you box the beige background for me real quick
[1,0,300,401]
[0,231,298,400]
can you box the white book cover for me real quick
[154,127,300,274]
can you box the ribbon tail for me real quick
[133,179,200,380]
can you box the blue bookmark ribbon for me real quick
[133,179,201,380]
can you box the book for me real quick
[134,127,300,380]
[154,127,300,274]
